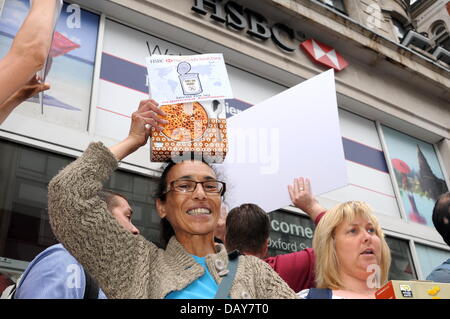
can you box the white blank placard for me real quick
[217,69,348,212]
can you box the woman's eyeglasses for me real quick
[164,179,226,196]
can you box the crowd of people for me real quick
[0,0,449,299]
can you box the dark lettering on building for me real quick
[192,0,305,52]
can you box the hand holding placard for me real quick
[109,99,167,161]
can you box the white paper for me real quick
[146,54,233,105]
[0,0,5,18]
[35,0,63,83]
[217,69,348,212]
[34,0,63,114]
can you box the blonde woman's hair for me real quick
[313,201,391,290]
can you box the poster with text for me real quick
[383,126,448,226]
[146,54,234,105]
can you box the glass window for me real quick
[392,18,407,41]
[322,0,346,14]
[321,109,400,219]
[415,243,450,279]
[386,236,417,280]
[0,139,161,274]
[437,36,450,52]
[267,210,315,257]
[0,257,28,283]
[432,23,447,38]
[382,125,448,227]
[431,21,450,51]
[0,0,100,131]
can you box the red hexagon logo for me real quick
[300,39,349,71]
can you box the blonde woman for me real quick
[298,201,391,299]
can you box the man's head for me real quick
[432,192,450,246]
[99,190,140,235]
[225,203,269,259]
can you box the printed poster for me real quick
[145,54,234,105]
[383,126,448,226]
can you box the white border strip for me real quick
[87,13,106,136]
[434,142,450,191]
[409,239,424,280]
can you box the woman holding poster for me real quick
[47,99,297,299]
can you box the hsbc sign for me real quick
[301,39,349,71]
[191,0,349,71]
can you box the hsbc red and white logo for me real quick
[300,39,349,71]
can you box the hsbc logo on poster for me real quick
[300,39,349,71]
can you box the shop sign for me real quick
[192,0,349,71]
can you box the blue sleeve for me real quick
[426,266,450,283]
[15,245,86,299]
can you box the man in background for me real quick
[7,190,139,299]
[225,177,327,292]
[427,192,450,283]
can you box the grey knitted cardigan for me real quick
[47,142,298,299]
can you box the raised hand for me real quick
[127,99,167,147]
[109,99,168,161]
[0,75,50,124]
[16,75,50,101]
[288,177,326,222]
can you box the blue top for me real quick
[15,244,107,299]
[165,255,218,299]
[426,258,450,283]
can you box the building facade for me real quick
[0,0,449,284]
